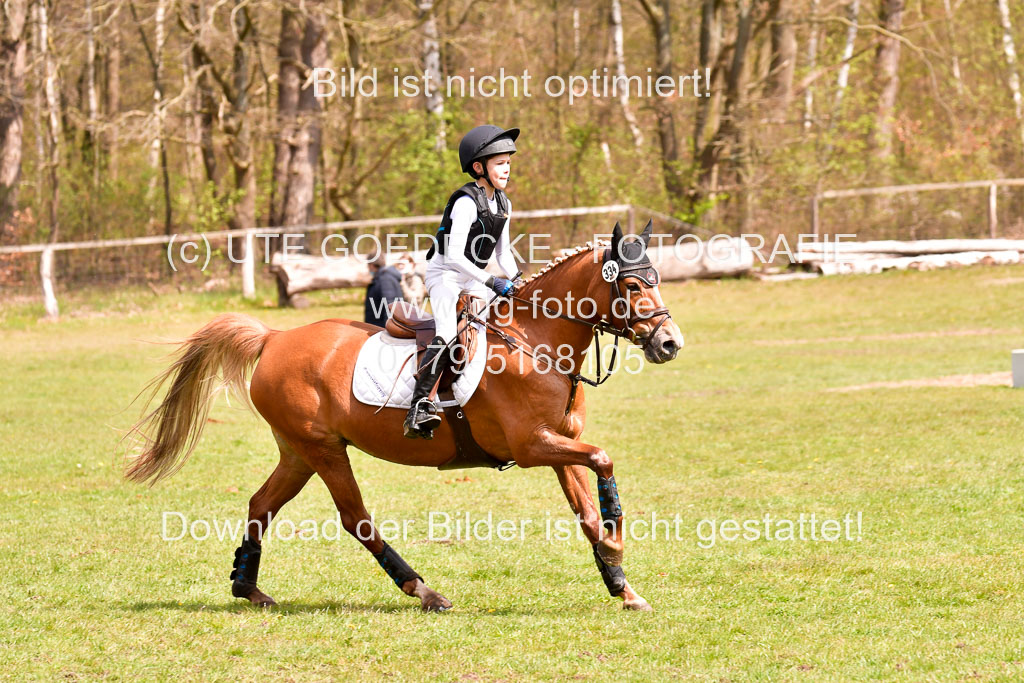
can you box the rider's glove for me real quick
[486,276,515,297]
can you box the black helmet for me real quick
[459,125,519,176]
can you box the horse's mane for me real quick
[521,239,609,288]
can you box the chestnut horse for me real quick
[125,221,683,611]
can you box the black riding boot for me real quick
[403,335,451,439]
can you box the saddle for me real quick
[384,294,512,472]
[385,293,483,379]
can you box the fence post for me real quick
[627,205,636,233]
[40,246,59,318]
[810,195,820,236]
[988,184,998,238]
[242,229,256,299]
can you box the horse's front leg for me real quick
[518,429,650,610]
[555,465,651,611]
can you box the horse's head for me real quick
[602,220,684,363]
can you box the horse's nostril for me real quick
[661,339,677,355]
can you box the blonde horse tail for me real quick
[124,314,273,485]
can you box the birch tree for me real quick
[85,0,99,187]
[802,0,819,131]
[611,0,642,150]
[0,0,28,239]
[419,0,445,151]
[833,0,860,118]
[38,0,62,242]
[996,0,1024,153]
[104,19,120,175]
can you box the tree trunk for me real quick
[572,0,580,65]
[419,0,445,151]
[872,0,904,163]
[610,0,642,149]
[767,0,796,113]
[226,0,256,232]
[639,0,685,207]
[996,0,1024,155]
[942,0,962,95]
[694,0,722,156]
[132,0,172,235]
[0,0,28,241]
[104,22,120,175]
[833,0,860,118]
[186,1,218,187]
[85,0,99,187]
[38,0,61,243]
[802,0,819,131]
[326,0,367,223]
[271,6,302,229]
[273,1,327,305]
[699,0,755,226]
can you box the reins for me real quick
[469,247,673,415]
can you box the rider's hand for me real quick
[486,276,515,297]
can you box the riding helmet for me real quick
[459,125,519,176]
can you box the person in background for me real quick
[364,255,403,327]
[396,254,426,309]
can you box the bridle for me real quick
[479,245,673,414]
[603,247,672,350]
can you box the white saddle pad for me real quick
[352,325,487,409]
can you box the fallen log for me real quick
[804,250,1021,275]
[799,238,1024,256]
[270,250,432,297]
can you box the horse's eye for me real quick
[626,283,641,292]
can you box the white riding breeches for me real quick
[424,266,492,344]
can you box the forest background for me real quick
[2,0,1023,294]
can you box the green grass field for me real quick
[2,266,1024,681]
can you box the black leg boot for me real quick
[403,336,451,439]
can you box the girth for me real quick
[436,386,514,471]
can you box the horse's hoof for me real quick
[421,595,453,612]
[245,588,277,608]
[622,597,652,611]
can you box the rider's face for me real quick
[484,154,511,190]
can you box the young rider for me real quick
[403,125,520,439]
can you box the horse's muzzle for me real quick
[643,325,684,363]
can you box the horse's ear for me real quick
[640,219,653,246]
[610,221,623,259]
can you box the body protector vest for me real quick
[426,182,509,269]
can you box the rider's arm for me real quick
[494,200,517,279]
[444,195,493,283]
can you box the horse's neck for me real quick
[514,251,608,374]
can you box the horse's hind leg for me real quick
[304,442,452,612]
[230,434,314,607]
[555,465,652,611]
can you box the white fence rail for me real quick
[2,203,698,317]
[810,178,1024,237]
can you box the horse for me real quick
[124,220,684,611]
